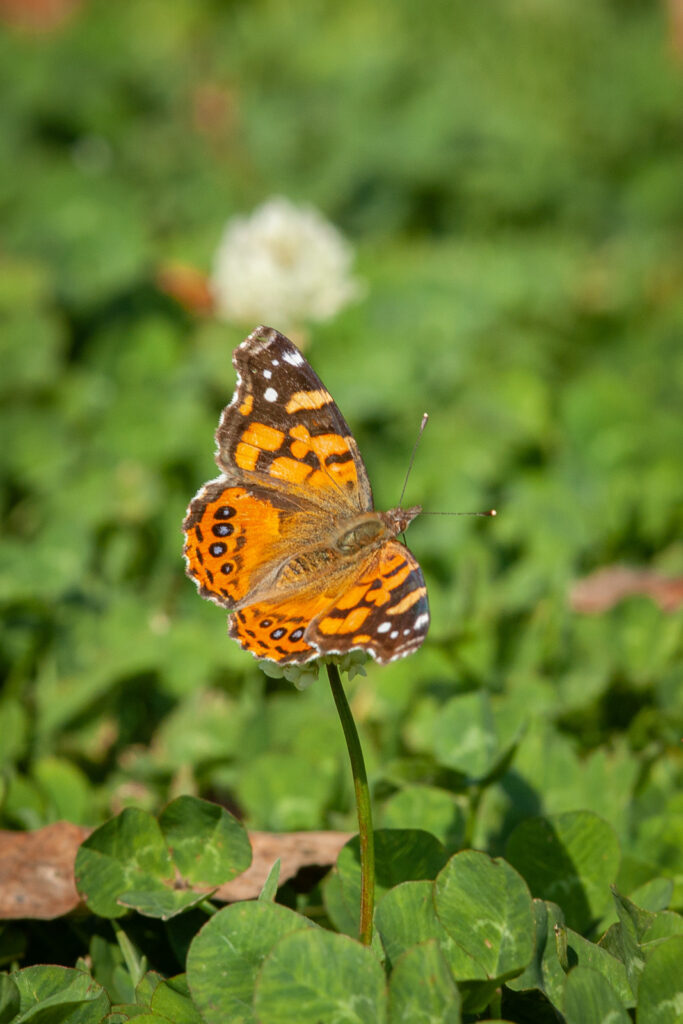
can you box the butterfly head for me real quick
[382,504,422,537]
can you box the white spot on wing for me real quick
[264,387,278,402]
[263,369,272,379]
[414,613,429,631]
[272,359,279,366]
[390,630,399,639]
[377,622,391,634]
[283,349,304,367]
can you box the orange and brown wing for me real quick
[183,476,299,609]
[229,540,429,665]
[215,326,373,513]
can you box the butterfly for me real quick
[183,326,429,665]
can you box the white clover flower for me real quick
[258,650,368,690]
[332,651,369,683]
[211,197,361,329]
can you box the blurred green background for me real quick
[0,0,681,885]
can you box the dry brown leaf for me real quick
[0,0,82,31]
[570,565,683,614]
[668,0,683,61]
[0,822,88,920]
[215,830,352,902]
[0,821,351,920]
[191,83,239,142]
[155,263,215,315]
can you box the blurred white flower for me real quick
[258,651,368,690]
[211,197,361,329]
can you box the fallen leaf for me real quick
[570,565,683,614]
[191,82,239,142]
[668,0,683,61]
[0,0,82,31]
[0,821,88,920]
[156,263,214,315]
[215,830,352,902]
[0,821,352,920]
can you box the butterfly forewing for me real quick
[215,326,373,513]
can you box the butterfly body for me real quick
[183,326,429,664]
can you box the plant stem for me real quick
[112,919,146,988]
[463,783,483,848]
[488,988,503,1019]
[198,898,219,915]
[326,662,375,945]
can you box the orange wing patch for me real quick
[271,424,359,493]
[235,421,286,471]
[235,443,260,471]
[314,545,412,627]
[183,481,282,608]
[385,586,427,616]
[213,327,374,513]
[231,417,359,494]
[269,457,314,485]
[241,422,285,451]
[316,604,371,636]
[285,389,333,414]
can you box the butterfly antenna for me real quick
[399,413,429,509]
[397,414,496,540]
[421,510,498,517]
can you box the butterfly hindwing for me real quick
[307,540,429,664]
[227,541,429,665]
[228,591,331,663]
[215,326,373,512]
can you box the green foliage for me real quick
[3,806,683,1019]
[253,930,387,1024]
[506,811,621,933]
[10,966,109,1023]
[323,829,448,936]
[563,968,631,1024]
[637,935,683,1024]
[388,941,462,1024]
[75,798,250,919]
[380,784,466,851]
[434,851,534,986]
[187,902,316,1024]
[1,0,682,1019]
[5,804,680,1019]
[0,975,19,1024]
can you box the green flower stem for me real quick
[326,662,375,946]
